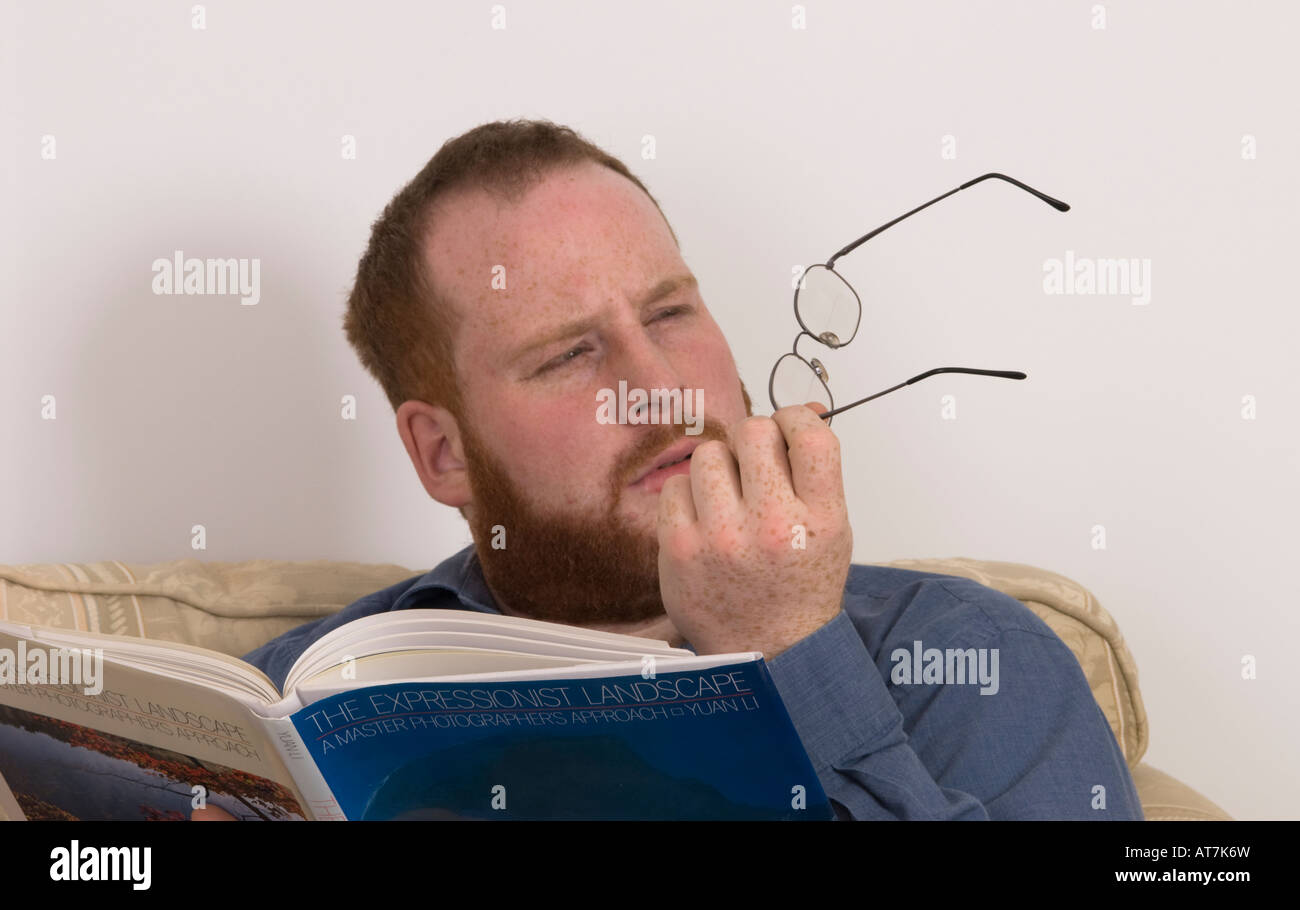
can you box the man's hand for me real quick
[657,402,853,659]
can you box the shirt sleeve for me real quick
[765,610,1144,820]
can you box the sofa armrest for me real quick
[1132,763,1233,821]
[877,556,1148,767]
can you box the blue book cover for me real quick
[290,658,833,820]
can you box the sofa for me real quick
[0,553,1232,820]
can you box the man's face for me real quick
[424,160,752,624]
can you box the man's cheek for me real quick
[542,450,613,507]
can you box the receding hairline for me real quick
[415,158,680,358]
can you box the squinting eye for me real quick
[539,344,591,374]
[652,306,688,322]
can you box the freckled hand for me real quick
[655,402,852,659]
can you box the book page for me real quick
[285,608,690,692]
[0,619,281,705]
[0,628,309,821]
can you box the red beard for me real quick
[458,410,735,626]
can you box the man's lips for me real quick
[628,437,702,492]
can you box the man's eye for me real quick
[652,305,688,322]
[538,344,591,374]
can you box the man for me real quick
[244,118,1143,820]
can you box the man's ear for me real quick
[396,400,471,509]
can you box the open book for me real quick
[0,611,833,820]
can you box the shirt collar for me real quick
[391,544,503,615]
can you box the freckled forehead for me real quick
[422,162,679,333]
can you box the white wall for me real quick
[3,0,1296,819]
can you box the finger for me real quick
[728,416,793,509]
[770,402,845,510]
[805,400,829,420]
[657,472,698,533]
[688,438,742,525]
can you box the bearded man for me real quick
[244,119,1142,821]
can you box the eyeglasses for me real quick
[768,172,1070,424]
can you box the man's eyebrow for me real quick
[635,273,698,309]
[509,273,698,365]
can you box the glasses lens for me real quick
[770,352,833,413]
[796,265,861,347]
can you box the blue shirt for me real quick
[243,545,1144,821]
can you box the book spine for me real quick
[259,716,348,821]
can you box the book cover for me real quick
[291,658,833,820]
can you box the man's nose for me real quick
[611,331,686,400]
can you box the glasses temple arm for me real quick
[826,173,1070,269]
[817,367,1027,420]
